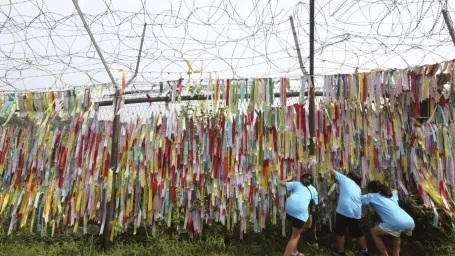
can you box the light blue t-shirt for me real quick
[335,172,362,219]
[361,190,415,231]
[285,182,319,222]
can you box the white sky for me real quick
[0,0,454,92]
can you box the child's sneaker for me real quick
[307,241,319,249]
[332,248,346,256]
[356,249,369,256]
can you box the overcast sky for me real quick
[0,0,454,92]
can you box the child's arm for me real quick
[391,189,399,203]
[311,186,319,205]
[329,168,337,177]
[361,194,374,206]
[279,176,293,187]
[330,168,345,185]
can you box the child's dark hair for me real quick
[367,181,393,198]
[347,171,361,186]
[300,173,313,187]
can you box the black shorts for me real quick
[286,214,305,229]
[335,213,364,238]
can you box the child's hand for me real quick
[286,175,293,182]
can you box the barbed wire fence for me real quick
[1,0,455,94]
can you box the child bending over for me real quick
[280,173,318,256]
[330,168,369,256]
[362,181,415,256]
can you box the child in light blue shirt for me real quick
[280,173,318,256]
[330,168,368,256]
[362,181,415,256]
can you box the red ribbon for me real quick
[146,94,152,107]
[226,79,230,106]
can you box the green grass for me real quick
[0,228,454,256]
[0,230,454,256]
[0,234,329,256]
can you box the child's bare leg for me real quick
[336,235,345,251]
[391,236,401,256]
[371,226,389,256]
[283,227,303,256]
